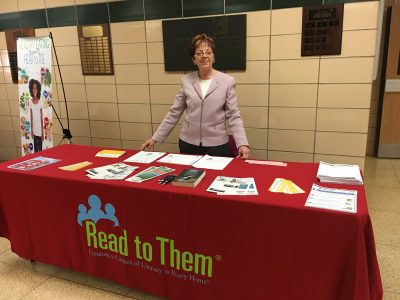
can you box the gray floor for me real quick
[0,156,399,299]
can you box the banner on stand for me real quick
[17,36,53,156]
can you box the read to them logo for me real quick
[77,194,119,227]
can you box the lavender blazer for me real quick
[152,71,249,148]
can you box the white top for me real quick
[200,78,213,98]
[30,100,43,136]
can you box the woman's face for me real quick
[32,83,38,98]
[192,42,214,71]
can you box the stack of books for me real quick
[317,161,363,185]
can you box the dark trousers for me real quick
[33,135,42,152]
[179,139,232,157]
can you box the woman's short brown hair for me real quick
[190,33,215,58]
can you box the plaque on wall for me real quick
[301,4,344,56]
[162,15,246,71]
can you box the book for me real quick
[7,156,60,171]
[172,169,206,188]
[95,149,126,158]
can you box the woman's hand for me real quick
[237,145,250,160]
[140,138,156,151]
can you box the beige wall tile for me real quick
[0,1,18,13]
[50,27,79,46]
[150,85,180,104]
[246,128,268,149]
[59,66,85,83]
[270,84,317,107]
[154,142,179,153]
[151,104,183,124]
[55,46,82,65]
[122,140,143,150]
[271,7,302,35]
[113,43,147,64]
[270,34,301,60]
[0,116,12,131]
[17,0,45,11]
[69,136,92,146]
[111,21,145,44]
[148,64,182,84]
[0,146,17,161]
[8,99,19,117]
[268,151,313,163]
[269,129,314,152]
[0,100,9,115]
[247,10,270,36]
[75,0,107,4]
[115,64,149,84]
[319,57,374,83]
[240,106,268,128]
[86,84,117,103]
[0,32,7,49]
[0,131,15,146]
[145,20,163,42]
[120,122,152,140]
[269,107,316,130]
[315,132,367,156]
[92,137,122,148]
[147,42,164,64]
[249,149,268,160]
[117,84,150,103]
[247,36,269,61]
[343,2,379,30]
[318,84,372,108]
[317,108,369,133]
[236,84,268,107]
[45,0,75,8]
[314,154,365,171]
[270,59,319,84]
[228,61,269,84]
[1,50,9,67]
[57,84,86,102]
[340,30,377,57]
[68,119,91,137]
[35,28,50,37]
[90,121,121,139]
[59,101,88,119]
[84,76,116,84]
[118,103,151,123]
[88,103,119,121]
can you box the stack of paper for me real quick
[95,149,126,158]
[268,178,305,194]
[207,176,258,195]
[86,163,138,180]
[305,183,357,213]
[317,161,363,185]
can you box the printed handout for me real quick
[207,176,258,195]
[86,163,138,180]
[192,154,233,170]
[157,153,203,165]
[124,151,166,164]
[125,166,175,183]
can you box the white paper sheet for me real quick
[124,151,165,164]
[157,153,203,165]
[192,154,233,170]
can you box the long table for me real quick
[0,144,382,299]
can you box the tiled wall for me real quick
[0,0,380,170]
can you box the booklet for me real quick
[124,151,165,164]
[7,156,60,171]
[207,176,258,195]
[95,149,126,158]
[59,161,93,171]
[172,169,206,188]
[125,166,175,183]
[268,178,305,194]
[157,153,203,166]
[305,183,357,213]
[86,163,138,180]
[192,154,234,170]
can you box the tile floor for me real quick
[0,156,399,299]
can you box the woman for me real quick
[29,79,44,152]
[140,33,250,159]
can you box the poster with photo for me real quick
[17,36,53,156]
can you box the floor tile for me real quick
[365,185,400,214]
[20,276,132,300]
[0,261,50,300]
[364,168,400,187]
[365,156,396,170]
[370,208,400,248]
[376,243,400,294]
[384,291,400,300]
[0,237,10,253]
[390,160,400,171]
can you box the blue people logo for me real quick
[77,194,119,227]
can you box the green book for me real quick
[172,169,206,188]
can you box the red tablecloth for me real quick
[0,144,382,300]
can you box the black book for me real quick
[172,169,206,188]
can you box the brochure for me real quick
[305,183,357,213]
[86,163,138,180]
[59,161,93,171]
[192,154,233,170]
[7,156,60,171]
[125,166,175,183]
[95,149,126,158]
[268,178,305,194]
[157,153,203,166]
[207,176,258,195]
[124,151,165,164]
